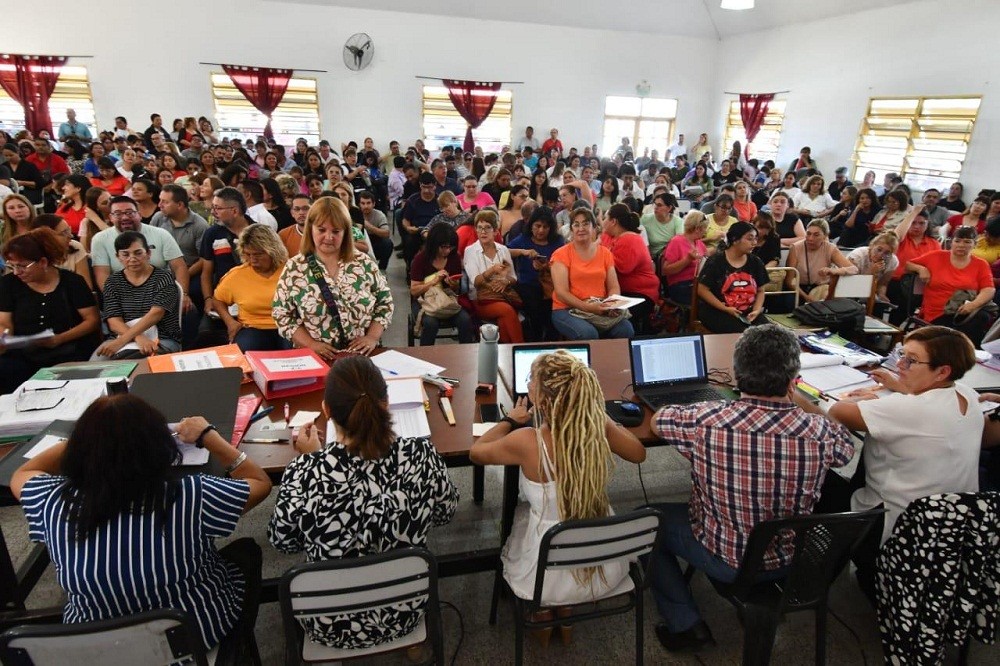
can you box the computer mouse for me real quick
[620,401,641,414]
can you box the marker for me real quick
[248,406,274,424]
[439,389,456,426]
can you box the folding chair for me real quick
[279,548,443,665]
[492,508,664,666]
[0,609,212,666]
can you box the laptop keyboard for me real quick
[646,387,723,408]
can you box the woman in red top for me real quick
[56,174,91,236]
[600,204,659,332]
[886,205,939,319]
[89,158,130,197]
[905,225,995,345]
[944,196,988,239]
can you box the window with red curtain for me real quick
[739,93,775,159]
[442,79,502,153]
[221,65,293,140]
[0,55,67,135]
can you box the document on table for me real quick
[373,350,445,378]
[260,354,324,373]
[288,411,321,428]
[386,377,426,407]
[119,321,158,352]
[167,422,211,466]
[23,434,65,459]
[172,350,224,372]
[798,364,875,394]
[0,378,111,438]
[799,352,845,370]
[390,406,431,438]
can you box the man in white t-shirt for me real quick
[514,126,540,152]
[241,180,278,230]
[666,134,686,163]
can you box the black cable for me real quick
[620,382,635,401]
[828,607,868,666]
[707,367,734,387]
[439,600,465,666]
[637,462,650,506]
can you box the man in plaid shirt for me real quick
[649,324,855,652]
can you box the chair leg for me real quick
[472,466,484,504]
[815,604,827,666]
[489,566,503,625]
[635,590,644,666]
[513,598,525,666]
[741,605,779,666]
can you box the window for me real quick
[722,99,786,163]
[421,85,512,153]
[852,96,981,192]
[210,73,321,146]
[0,65,96,138]
[601,96,677,159]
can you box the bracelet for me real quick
[195,424,217,448]
[225,451,248,476]
[501,416,526,430]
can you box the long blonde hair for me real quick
[531,351,613,584]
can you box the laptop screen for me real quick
[629,335,709,388]
[512,344,591,396]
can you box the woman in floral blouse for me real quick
[272,197,393,359]
[268,356,458,649]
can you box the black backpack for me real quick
[793,298,866,336]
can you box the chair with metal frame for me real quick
[0,608,212,666]
[279,547,444,665]
[491,507,664,666]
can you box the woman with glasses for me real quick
[94,231,182,359]
[550,208,634,340]
[457,174,495,212]
[697,222,769,333]
[0,228,100,393]
[785,219,858,303]
[703,193,738,244]
[827,326,982,601]
[904,225,995,345]
[272,197,393,360]
[463,210,524,343]
[409,222,475,345]
[210,225,290,352]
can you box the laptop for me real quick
[628,334,735,410]
[511,343,591,399]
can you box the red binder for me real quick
[244,349,329,399]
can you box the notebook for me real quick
[628,334,735,410]
[510,343,591,398]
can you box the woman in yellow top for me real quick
[210,224,290,352]
[704,193,738,243]
[972,217,1000,265]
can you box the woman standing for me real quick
[95,231,182,358]
[463,210,524,343]
[211,225,290,352]
[56,174,91,237]
[785,219,858,303]
[697,222,769,333]
[0,228,99,392]
[662,211,709,306]
[409,223,475,346]
[269,356,457,650]
[550,208,634,340]
[1,193,37,247]
[272,197,393,359]
[12,394,271,661]
[471,351,645,638]
[601,204,659,331]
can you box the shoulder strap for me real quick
[305,253,346,344]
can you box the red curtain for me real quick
[221,64,293,140]
[443,79,502,153]
[0,55,68,136]
[738,93,775,159]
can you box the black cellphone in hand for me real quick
[479,403,501,422]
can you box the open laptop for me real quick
[628,334,735,410]
[511,343,591,399]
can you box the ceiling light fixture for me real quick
[721,0,755,10]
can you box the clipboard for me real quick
[0,420,75,488]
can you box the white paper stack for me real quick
[0,378,110,438]
[799,365,876,394]
[385,377,431,438]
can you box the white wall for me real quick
[713,0,997,194]
[2,0,717,153]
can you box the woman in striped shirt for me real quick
[11,394,272,661]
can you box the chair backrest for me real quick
[0,609,208,666]
[729,508,885,613]
[279,548,439,649]
[828,273,876,314]
[532,508,663,606]
[763,266,800,310]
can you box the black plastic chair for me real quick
[0,608,211,665]
[694,508,885,666]
[493,507,664,666]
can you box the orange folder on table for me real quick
[244,348,329,399]
[147,344,252,382]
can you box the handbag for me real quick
[418,282,462,319]
[568,307,631,333]
[944,289,999,323]
[477,275,524,308]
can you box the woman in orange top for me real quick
[731,180,758,223]
[56,174,91,236]
[550,208,634,340]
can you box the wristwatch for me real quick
[195,424,218,448]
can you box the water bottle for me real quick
[478,324,499,388]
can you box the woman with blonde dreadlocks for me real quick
[471,350,646,639]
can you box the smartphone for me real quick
[478,403,501,423]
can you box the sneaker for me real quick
[654,621,715,652]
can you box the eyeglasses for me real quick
[109,210,139,219]
[8,261,37,272]
[211,205,236,212]
[116,249,147,260]
[475,225,495,232]
[890,348,933,370]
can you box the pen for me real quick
[385,369,399,376]
[248,405,274,424]
[284,402,291,426]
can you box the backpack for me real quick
[793,298,866,336]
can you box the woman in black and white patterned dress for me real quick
[268,355,458,649]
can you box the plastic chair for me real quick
[279,547,444,665]
[696,508,885,666]
[0,608,212,666]
[491,508,664,666]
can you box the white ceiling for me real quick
[272,0,920,39]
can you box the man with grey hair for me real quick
[647,324,855,653]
